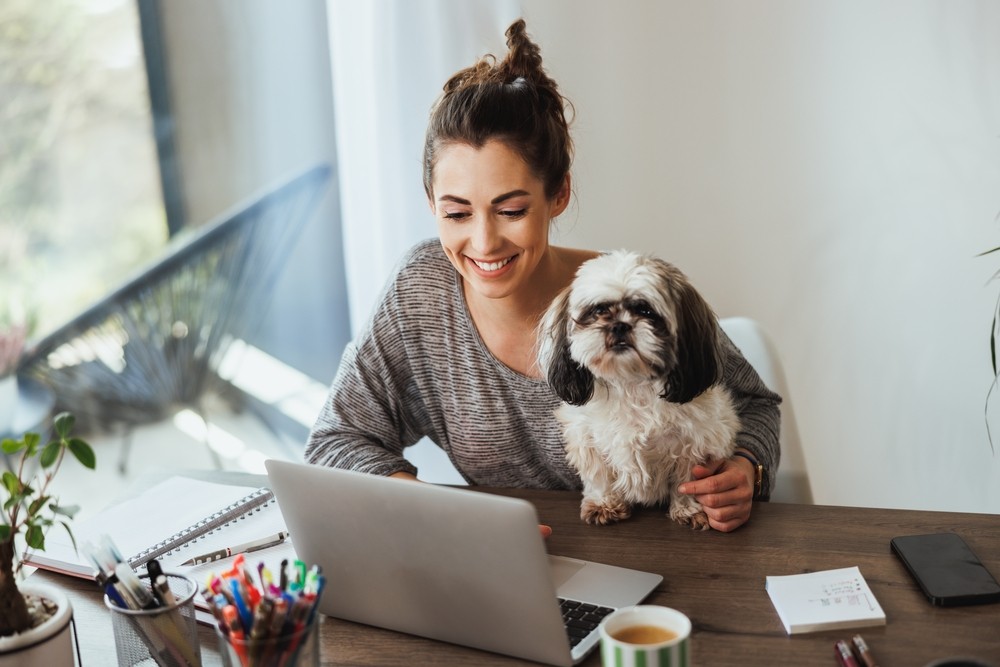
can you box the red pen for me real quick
[835,639,859,667]
[852,634,878,667]
[223,604,249,667]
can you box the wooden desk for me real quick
[33,489,1000,666]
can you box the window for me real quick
[0,0,166,335]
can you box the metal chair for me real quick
[18,164,331,472]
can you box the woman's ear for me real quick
[551,174,571,218]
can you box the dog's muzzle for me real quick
[606,321,633,351]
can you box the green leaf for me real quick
[25,524,44,550]
[1,438,24,455]
[67,438,96,469]
[28,495,49,516]
[2,471,20,497]
[22,432,40,455]
[50,503,79,519]
[977,246,1000,257]
[59,521,78,555]
[39,441,61,468]
[53,412,75,439]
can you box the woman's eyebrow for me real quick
[437,189,531,206]
[491,189,530,204]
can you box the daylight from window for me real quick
[0,0,165,339]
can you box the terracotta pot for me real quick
[0,582,75,667]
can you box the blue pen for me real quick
[230,577,253,632]
[305,574,326,625]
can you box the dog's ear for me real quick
[663,272,724,404]
[538,289,595,406]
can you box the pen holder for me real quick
[105,573,202,667]
[215,610,320,667]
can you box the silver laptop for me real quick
[265,459,662,666]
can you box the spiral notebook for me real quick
[24,476,291,580]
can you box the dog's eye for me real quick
[581,303,612,321]
[627,301,656,319]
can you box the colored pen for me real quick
[835,639,860,667]
[223,605,249,665]
[180,531,289,566]
[851,634,878,667]
[146,557,164,582]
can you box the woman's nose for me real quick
[470,218,501,254]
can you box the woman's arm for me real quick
[305,338,421,477]
[677,331,782,531]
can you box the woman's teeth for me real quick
[474,257,513,272]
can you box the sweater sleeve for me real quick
[304,253,428,477]
[719,330,782,500]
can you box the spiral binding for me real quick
[129,486,275,570]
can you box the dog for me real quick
[537,250,740,530]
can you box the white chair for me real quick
[720,317,813,504]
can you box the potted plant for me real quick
[0,412,95,666]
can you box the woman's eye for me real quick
[443,211,469,220]
[499,208,527,218]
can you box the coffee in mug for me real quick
[599,605,691,667]
[609,624,677,644]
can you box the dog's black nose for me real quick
[611,321,631,337]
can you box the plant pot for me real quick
[0,582,75,667]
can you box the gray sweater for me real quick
[306,239,782,498]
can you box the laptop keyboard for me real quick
[558,597,615,648]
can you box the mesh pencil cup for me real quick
[104,572,202,667]
[215,609,320,667]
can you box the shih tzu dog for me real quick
[537,250,740,530]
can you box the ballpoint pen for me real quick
[179,531,289,566]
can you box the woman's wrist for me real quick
[731,449,763,499]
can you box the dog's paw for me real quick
[581,499,632,525]
[669,505,711,531]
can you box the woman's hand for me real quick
[677,454,755,532]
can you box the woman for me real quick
[305,19,780,532]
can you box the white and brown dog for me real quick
[537,250,740,530]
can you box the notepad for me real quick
[765,566,886,635]
[24,476,291,580]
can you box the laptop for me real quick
[265,459,662,666]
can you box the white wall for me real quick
[516,1,1000,512]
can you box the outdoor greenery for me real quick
[0,0,166,338]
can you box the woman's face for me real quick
[430,140,569,302]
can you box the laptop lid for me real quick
[265,459,661,666]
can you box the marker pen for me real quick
[835,639,860,667]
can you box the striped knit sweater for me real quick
[306,239,782,498]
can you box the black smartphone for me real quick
[890,532,1000,607]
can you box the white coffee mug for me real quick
[599,605,691,667]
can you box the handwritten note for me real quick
[765,566,886,634]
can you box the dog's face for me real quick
[538,251,723,405]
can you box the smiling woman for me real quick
[306,18,781,534]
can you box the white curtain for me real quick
[326,0,521,336]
